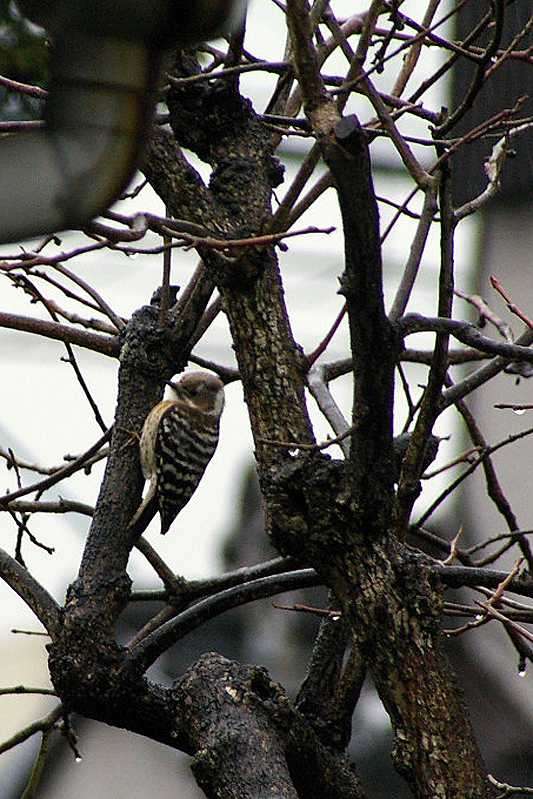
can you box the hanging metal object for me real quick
[0,1,242,243]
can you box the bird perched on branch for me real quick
[130,371,225,535]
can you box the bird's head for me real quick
[165,371,225,416]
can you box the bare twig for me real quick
[435,0,505,136]
[390,0,441,96]
[494,403,533,412]
[273,602,341,619]
[389,183,439,320]
[454,288,513,342]
[489,774,533,797]
[0,74,47,98]
[134,537,185,596]
[307,365,351,457]
[0,429,112,507]
[0,705,63,756]
[6,500,94,516]
[442,326,533,409]
[0,686,57,696]
[415,426,533,531]
[259,424,356,454]
[395,166,453,532]
[479,601,533,645]
[455,123,533,220]
[491,275,533,330]
[306,304,346,366]
[400,314,533,363]
[9,273,108,432]
[158,205,173,326]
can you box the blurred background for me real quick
[1,0,532,796]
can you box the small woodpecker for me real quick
[132,371,225,535]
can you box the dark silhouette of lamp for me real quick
[0,0,241,242]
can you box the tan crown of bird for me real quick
[132,371,225,535]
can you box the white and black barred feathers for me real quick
[155,398,221,534]
[131,371,225,536]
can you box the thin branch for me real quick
[490,275,533,330]
[0,312,120,358]
[167,61,289,87]
[259,424,356,454]
[307,365,351,457]
[0,73,47,97]
[286,0,331,116]
[35,302,118,335]
[358,72,436,190]
[127,606,179,649]
[270,143,322,231]
[20,723,54,799]
[134,537,185,596]
[306,304,346,366]
[323,347,489,382]
[26,268,112,317]
[124,570,320,674]
[495,403,533,412]
[50,264,125,332]
[0,705,63,756]
[436,0,505,136]
[479,601,533,645]
[158,205,173,326]
[415,426,533,529]
[489,774,533,797]
[399,314,533,363]
[0,445,109,478]
[0,429,112,507]
[9,274,108,432]
[395,166,453,532]
[389,183,439,321]
[422,446,481,479]
[0,686,57,696]
[129,556,298,603]
[450,382,533,570]
[466,530,533,558]
[6,500,94,516]
[484,13,533,81]
[455,123,533,220]
[441,326,533,409]
[454,287,513,342]
[390,0,441,96]
[189,353,240,384]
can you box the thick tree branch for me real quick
[321,114,397,525]
[268,457,495,798]
[0,547,61,638]
[174,653,366,799]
